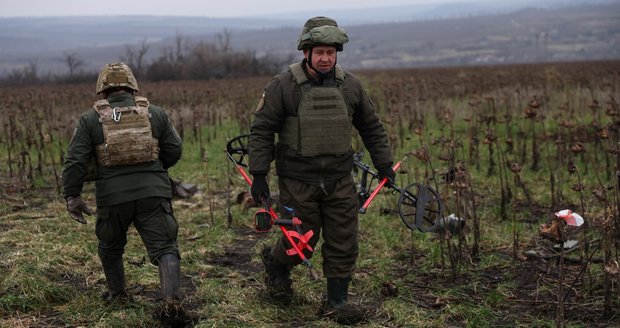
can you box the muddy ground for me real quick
[1,186,618,327]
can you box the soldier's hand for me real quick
[66,196,94,224]
[377,165,396,184]
[251,175,270,204]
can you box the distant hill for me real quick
[226,2,620,69]
[0,0,619,77]
[250,0,612,24]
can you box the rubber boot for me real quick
[155,253,188,327]
[261,247,293,305]
[327,277,349,308]
[158,253,181,300]
[323,277,367,325]
[100,256,128,302]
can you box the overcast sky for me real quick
[0,0,489,17]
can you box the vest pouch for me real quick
[279,117,300,151]
[95,101,159,167]
[298,86,351,156]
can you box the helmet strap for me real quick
[307,47,315,71]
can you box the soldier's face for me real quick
[306,46,337,73]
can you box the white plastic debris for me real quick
[555,209,584,227]
[554,239,579,250]
[434,213,465,234]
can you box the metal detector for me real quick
[226,134,314,268]
[353,152,446,233]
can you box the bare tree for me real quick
[216,29,233,75]
[187,41,218,78]
[216,28,232,53]
[121,38,150,76]
[7,68,24,83]
[146,32,294,80]
[5,60,38,84]
[174,32,186,65]
[23,59,39,83]
[61,52,83,76]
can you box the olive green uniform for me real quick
[63,92,183,264]
[249,59,393,278]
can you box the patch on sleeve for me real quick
[255,92,265,112]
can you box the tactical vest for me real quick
[279,63,351,156]
[94,96,159,166]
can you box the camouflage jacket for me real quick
[62,92,183,206]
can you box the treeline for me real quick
[1,31,293,86]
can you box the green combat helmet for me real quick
[297,16,349,51]
[96,62,139,94]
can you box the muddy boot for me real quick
[261,247,293,305]
[155,253,189,327]
[159,253,181,300]
[100,256,128,303]
[321,277,368,325]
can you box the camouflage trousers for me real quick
[272,175,359,278]
[95,197,179,265]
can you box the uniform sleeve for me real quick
[248,77,286,176]
[62,114,94,198]
[152,107,183,169]
[349,76,393,170]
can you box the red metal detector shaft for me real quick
[226,152,313,268]
[359,159,404,214]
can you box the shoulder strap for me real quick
[334,64,345,84]
[93,99,111,114]
[134,96,150,109]
[289,62,345,86]
[94,97,151,123]
[288,63,308,85]
[93,100,112,122]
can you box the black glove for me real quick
[377,165,396,184]
[66,196,94,224]
[251,174,270,204]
